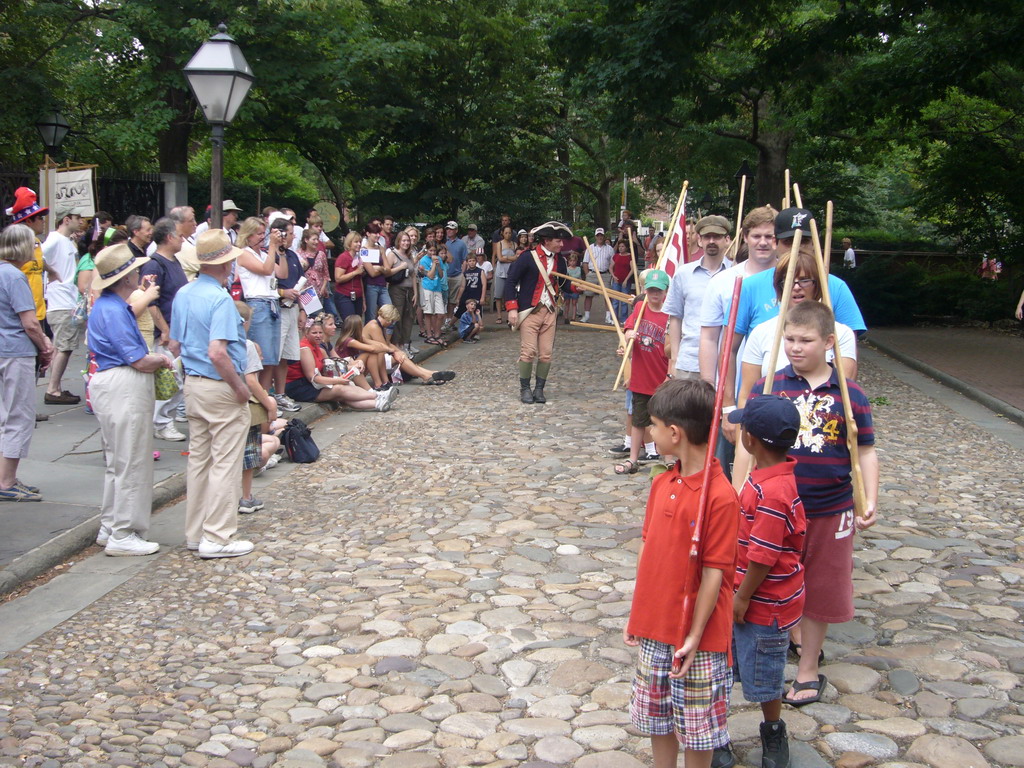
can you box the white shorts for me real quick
[279,304,300,361]
[421,288,445,314]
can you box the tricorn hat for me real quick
[530,221,573,240]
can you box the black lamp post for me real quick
[184,23,253,229]
[35,111,70,160]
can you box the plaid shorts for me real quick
[630,638,732,751]
[242,425,262,470]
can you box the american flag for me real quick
[659,193,689,277]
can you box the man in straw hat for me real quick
[504,221,572,404]
[170,229,254,559]
[87,243,175,555]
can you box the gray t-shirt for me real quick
[244,339,264,375]
[0,262,37,358]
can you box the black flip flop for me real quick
[789,641,825,665]
[783,674,828,707]
[431,371,456,383]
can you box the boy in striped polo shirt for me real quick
[751,301,878,713]
[725,394,807,768]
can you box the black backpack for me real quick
[281,418,320,463]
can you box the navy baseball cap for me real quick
[728,395,800,449]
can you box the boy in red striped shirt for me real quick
[725,394,806,768]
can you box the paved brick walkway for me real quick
[868,327,1024,411]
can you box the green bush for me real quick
[837,258,1013,326]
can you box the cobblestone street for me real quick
[1,328,1023,768]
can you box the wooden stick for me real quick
[583,237,625,345]
[823,201,834,272]
[676,274,743,671]
[570,321,619,332]
[792,184,867,520]
[627,227,641,296]
[783,169,791,209]
[613,182,688,390]
[724,174,747,262]
[550,271,633,302]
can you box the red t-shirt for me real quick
[334,250,364,298]
[734,457,807,630]
[611,251,632,283]
[287,338,323,384]
[624,305,669,396]
[628,459,740,655]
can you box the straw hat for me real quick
[93,244,150,290]
[195,228,244,265]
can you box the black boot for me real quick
[760,720,789,768]
[711,743,736,768]
[532,377,547,404]
[520,378,534,404]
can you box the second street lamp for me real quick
[183,23,254,230]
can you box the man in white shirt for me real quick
[843,237,857,268]
[462,224,486,256]
[582,228,614,323]
[194,200,241,242]
[41,210,85,404]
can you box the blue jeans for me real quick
[335,293,364,321]
[322,292,340,322]
[365,283,391,322]
[611,279,629,324]
[246,298,281,366]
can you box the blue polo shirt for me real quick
[171,273,246,379]
[87,292,150,372]
[446,237,468,278]
[751,364,874,517]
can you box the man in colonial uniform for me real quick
[504,221,572,404]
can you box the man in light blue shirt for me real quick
[170,229,254,560]
[664,215,733,378]
[444,220,468,324]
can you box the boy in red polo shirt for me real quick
[724,394,807,768]
[623,379,741,768]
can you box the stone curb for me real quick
[0,338,454,598]
[866,337,1024,428]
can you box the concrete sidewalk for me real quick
[867,326,1024,426]
[0,333,459,597]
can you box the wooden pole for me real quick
[792,184,867,520]
[676,275,743,672]
[570,321,619,332]
[823,201,834,272]
[613,182,688,390]
[783,169,791,209]
[551,272,633,302]
[627,226,641,295]
[583,236,625,345]
[724,174,747,262]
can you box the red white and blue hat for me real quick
[5,187,48,224]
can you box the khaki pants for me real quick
[518,305,557,363]
[91,365,155,539]
[184,376,248,545]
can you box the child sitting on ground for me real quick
[622,378,740,768]
[361,305,457,387]
[459,298,483,343]
[614,269,671,474]
[715,395,806,768]
[748,301,878,708]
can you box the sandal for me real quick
[782,674,828,707]
[495,317,505,324]
[789,641,826,665]
[614,459,639,475]
[425,337,441,345]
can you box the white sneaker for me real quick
[255,454,280,476]
[406,343,420,354]
[605,313,614,324]
[197,536,254,559]
[155,424,186,442]
[581,312,590,323]
[105,533,160,557]
[274,394,301,412]
[375,391,391,412]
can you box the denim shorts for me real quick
[732,619,789,702]
[246,299,281,366]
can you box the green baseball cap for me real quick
[645,269,670,291]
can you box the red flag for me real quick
[660,195,689,277]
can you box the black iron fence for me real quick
[0,168,164,224]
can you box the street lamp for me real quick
[183,23,253,229]
[35,111,70,160]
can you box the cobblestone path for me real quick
[1,330,1022,768]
